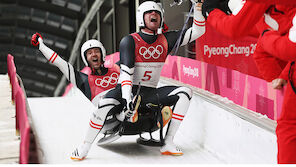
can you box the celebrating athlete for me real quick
[31,33,120,106]
[71,0,205,161]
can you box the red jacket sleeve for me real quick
[248,0,296,5]
[206,1,269,39]
[253,42,284,82]
[259,30,296,62]
[279,62,291,81]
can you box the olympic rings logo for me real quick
[139,45,163,59]
[95,72,118,88]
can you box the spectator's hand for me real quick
[272,78,287,89]
[31,32,43,47]
[202,0,219,19]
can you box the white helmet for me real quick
[136,1,164,31]
[80,39,106,66]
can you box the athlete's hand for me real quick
[272,78,287,89]
[122,98,138,123]
[31,32,43,47]
[196,1,202,11]
[202,0,219,19]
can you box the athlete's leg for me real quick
[143,86,192,155]
[71,86,123,160]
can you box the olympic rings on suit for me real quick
[95,72,119,88]
[139,45,163,59]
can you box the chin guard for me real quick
[157,28,163,34]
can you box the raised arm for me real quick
[205,0,269,39]
[180,2,206,46]
[165,2,205,53]
[31,33,77,86]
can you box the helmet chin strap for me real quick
[141,27,163,35]
[157,27,163,34]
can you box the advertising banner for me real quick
[161,55,284,121]
[195,24,261,78]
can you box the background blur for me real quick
[0,0,193,97]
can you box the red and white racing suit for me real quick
[82,6,205,150]
[37,39,119,106]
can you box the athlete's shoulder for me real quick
[120,34,135,45]
[119,34,135,50]
[107,65,120,74]
[77,70,88,79]
[120,34,135,43]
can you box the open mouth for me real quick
[151,18,157,22]
[92,58,98,63]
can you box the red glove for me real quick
[162,23,169,33]
[31,32,43,47]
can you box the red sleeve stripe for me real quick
[89,123,102,130]
[122,80,132,84]
[172,116,183,121]
[194,19,205,26]
[90,120,102,127]
[122,83,132,86]
[49,52,58,63]
[51,53,58,63]
[172,113,184,121]
[173,113,184,118]
[121,80,132,86]
[49,52,56,62]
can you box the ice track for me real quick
[27,78,277,164]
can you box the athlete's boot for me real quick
[70,142,91,161]
[160,136,183,156]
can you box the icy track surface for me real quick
[28,91,223,164]
[27,80,277,164]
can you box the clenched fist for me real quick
[31,32,43,47]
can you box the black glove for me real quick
[218,0,232,15]
[122,98,138,123]
[122,98,133,111]
[202,0,220,19]
[261,29,270,37]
